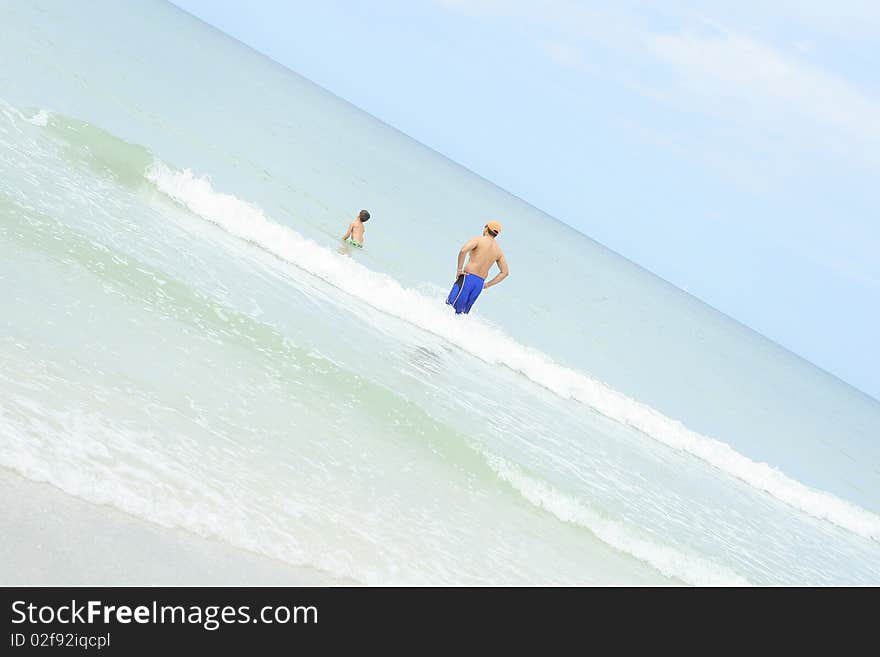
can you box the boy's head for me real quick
[358,209,371,222]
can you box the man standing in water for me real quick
[446,221,509,314]
[341,209,370,248]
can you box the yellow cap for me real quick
[486,221,502,235]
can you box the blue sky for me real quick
[170,0,879,399]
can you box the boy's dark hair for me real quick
[358,210,371,222]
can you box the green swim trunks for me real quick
[345,237,363,248]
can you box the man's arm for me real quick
[341,222,354,240]
[483,255,509,289]
[457,238,478,276]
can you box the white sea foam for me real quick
[145,161,880,543]
[0,396,363,583]
[482,452,750,585]
[27,109,51,127]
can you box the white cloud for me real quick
[537,40,588,70]
[436,0,880,167]
[649,30,880,147]
[433,0,516,19]
[679,0,880,41]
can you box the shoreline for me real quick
[0,467,356,586]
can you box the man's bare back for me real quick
[461,235,506,280]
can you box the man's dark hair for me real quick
[359,210,371,222]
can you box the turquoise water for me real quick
[1,0,879,584]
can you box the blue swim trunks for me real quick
[446,273,484,314]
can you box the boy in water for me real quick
[446,221,509,314]
[341,209,371,248]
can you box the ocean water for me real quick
[2,0,879,585]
